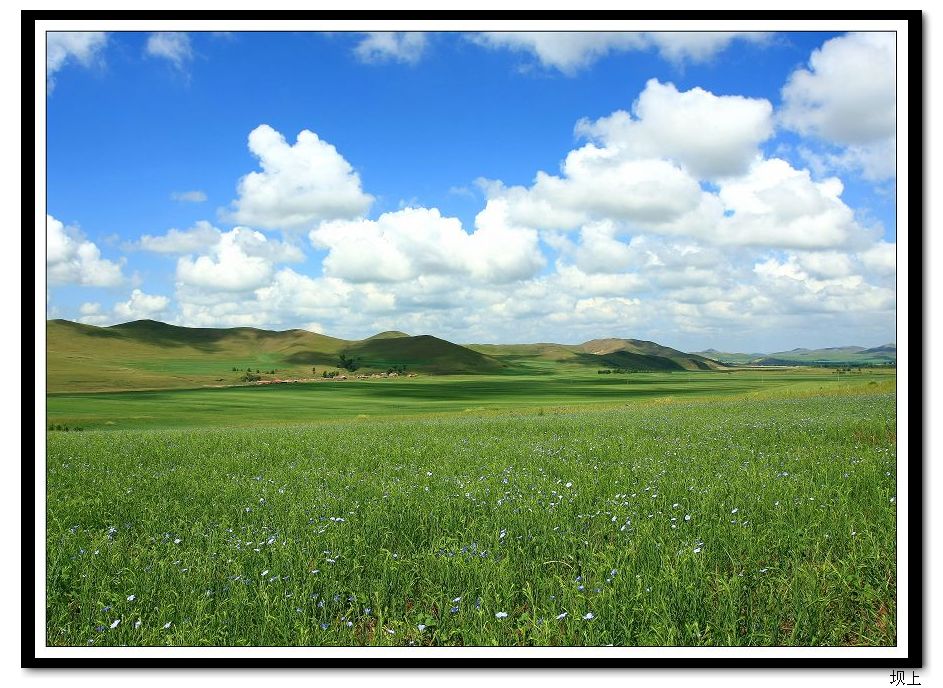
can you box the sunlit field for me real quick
[45,376,896,647]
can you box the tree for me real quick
[338,352,360,372]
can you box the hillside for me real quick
[46,319,504,392]
[467,337,727,373]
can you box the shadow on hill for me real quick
[573,351,686,372]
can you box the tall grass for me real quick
[46,392,896,646]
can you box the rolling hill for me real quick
[46,319,738,393]
[45,319,506,392]
[467,337,727,373]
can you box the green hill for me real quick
[364,330,410,340]
[578,338,725,371]
[468,338,727,373]
[49,319,759,393]
[346,335,505,374]
[46,319,504,392]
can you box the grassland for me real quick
[46,368,894,430]
[45,369,897,647]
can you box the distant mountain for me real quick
[695,343,897,367]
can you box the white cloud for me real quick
[472,31,769,74]
[141,72,894,350]
[139,221,221,254]
[171,190,207,203]
[496,149,703,232]
[780,32,896,180]
[354,32,427,64]
[714,158,865,249]
[575,79,773,179]
[753,254,895,315]
[310,203,544,284]
[79,302,101,316]
[114,289,171,321]
[857,240,896,275]
[46,32,107,91]
[139,221,304,262]
[228,124,373,231]
[47,215,124,287]
[146,32,193,69]
[646,32,771,64]
[176,227,302,292]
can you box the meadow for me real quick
[45,370,897,647]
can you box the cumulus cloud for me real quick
[176,227,304,292]
[139,220,221,254]
[714,158,865,249]
[139,220,304,260]
[228,124,373,231]
[146,32,193,69]
[575,79,773,179]
[780,32,896,180]
[354,32,427,64]
[472,31,769,74]
[171,190,207,203]
[144,72,894,349]
[495,150,703,231]
[47,215,124,287]
[113,289,171,321]
[46,32,107,91]
[857,240,896,275]
[310,203,544,284]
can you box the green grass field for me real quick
[45,369,897,647]
[46,368,894,430]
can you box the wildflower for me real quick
[320,623,329,630]
[110,619,120,629]
[418,624,426,631]
[261,569,269,577]
[173,538,181,544]
[565,482,572,488]
[672,503,679,508]
[127,595,135,602]
[134,620,141,629]
[583,612,594,620]
[163,622,172,629]
[694,547,702,554]
[556,612,567,620]
[731,508,738,514]
[452,596,461,603]
[495,611,508,619]
[684,514,691,521]
[385,628,395,634]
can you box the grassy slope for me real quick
[48,320,731,393]
[47,320,504,392]
[468,338,725,373]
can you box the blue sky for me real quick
[45,30,898,351]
